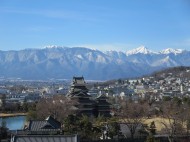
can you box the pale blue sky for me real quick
[0,0,190,51]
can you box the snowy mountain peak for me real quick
[44,45,68,49]
[160,48,184,55]
[126,46,155,55]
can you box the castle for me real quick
[67,76,111,117]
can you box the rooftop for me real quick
[11,135,79,142]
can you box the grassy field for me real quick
[144,117,170,131]
[121,117,174,132]
[0,112,27,117]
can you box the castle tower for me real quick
[67,77,94,116]
[95,94,111,117]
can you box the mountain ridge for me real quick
[0,46,189,80]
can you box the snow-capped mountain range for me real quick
[126,46,157,55]
[0,46,189,80]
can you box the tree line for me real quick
[24,95,190,141]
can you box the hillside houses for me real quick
[89,68,190,103]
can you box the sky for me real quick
[0,0,190,52]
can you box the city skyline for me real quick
[0,0,190,51]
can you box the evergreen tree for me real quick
[0,119,8,140]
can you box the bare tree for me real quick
[159,101,187,142]
[119,101,148,139]
[36,95,77,122]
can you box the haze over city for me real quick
[0,0,190,51]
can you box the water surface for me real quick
[0,116,26,130]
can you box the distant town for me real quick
[1,66,190,142]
